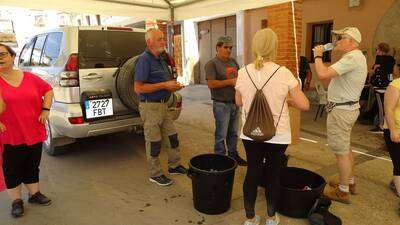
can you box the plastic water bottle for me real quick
[323,43,334,52]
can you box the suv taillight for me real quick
[65,54,78,71]
[68,117,84,124]
[60,54,79,87]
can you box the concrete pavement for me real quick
[0,85,398,225]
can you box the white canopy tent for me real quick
[0,0,302,140]
[0,0,294,21]
[0,0,300,85]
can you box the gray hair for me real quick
[145,28,159,41]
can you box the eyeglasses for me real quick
[0,52,10,57]
[223,46,233,50]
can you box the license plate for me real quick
[84,98,113,119]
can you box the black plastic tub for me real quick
[187,154,237,215]
[278,167,326,218]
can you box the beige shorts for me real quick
[327,108,359,155]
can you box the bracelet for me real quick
[314,56,323,60]
[42,107,50,111]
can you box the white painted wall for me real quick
[235,11,245,67]
[182,20,199,85]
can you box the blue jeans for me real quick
[212,101,239,155]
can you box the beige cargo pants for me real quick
[139,102,181,177]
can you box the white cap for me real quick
[332,27,362,43]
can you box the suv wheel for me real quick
[43,121,65,156]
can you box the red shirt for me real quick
[0,72,52,146]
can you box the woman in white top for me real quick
[235,28,309,225]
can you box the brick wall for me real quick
[173,35,183,76]
[266,1,302,76]
[265,1,303,144]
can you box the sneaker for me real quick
[328,180,356,195]
[11,199,24,218]
[308,213,324,225]
[265,214,280,225]
[149,175,173,186]
[28,192,52,206]
[168,165,188,175]
[243,215,261,225]
[369,127,383,134]
[230,154,247,166]
[324,186,350,204]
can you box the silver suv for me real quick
[19,26,182,156]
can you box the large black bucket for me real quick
[188,154,237,215]
[278,167,326,218]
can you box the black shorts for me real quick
[384,130,400,176]
[2,142,43,189]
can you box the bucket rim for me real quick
[280,167,326,191]
[189,153,238,175]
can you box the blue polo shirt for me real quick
[135,48,171,101]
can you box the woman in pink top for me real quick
[0,43,54,218]
[235,29,309,225]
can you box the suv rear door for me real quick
[78,28,145,120]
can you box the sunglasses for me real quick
[0,52,10,57]
[336,35,352,41]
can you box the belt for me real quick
[140,99,168,103]
[326,101,358,113]
[213,99,235,104]
[329,101,358,106]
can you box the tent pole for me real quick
[94,0,168,9]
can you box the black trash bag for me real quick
[308,197,342,225]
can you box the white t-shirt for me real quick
[235,62,299,144]
[328,49,368,110]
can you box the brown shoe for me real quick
[28,192,52,206]
[324,186,351,204]
[328,180,356,195]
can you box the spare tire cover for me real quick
[115,56,140,111]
